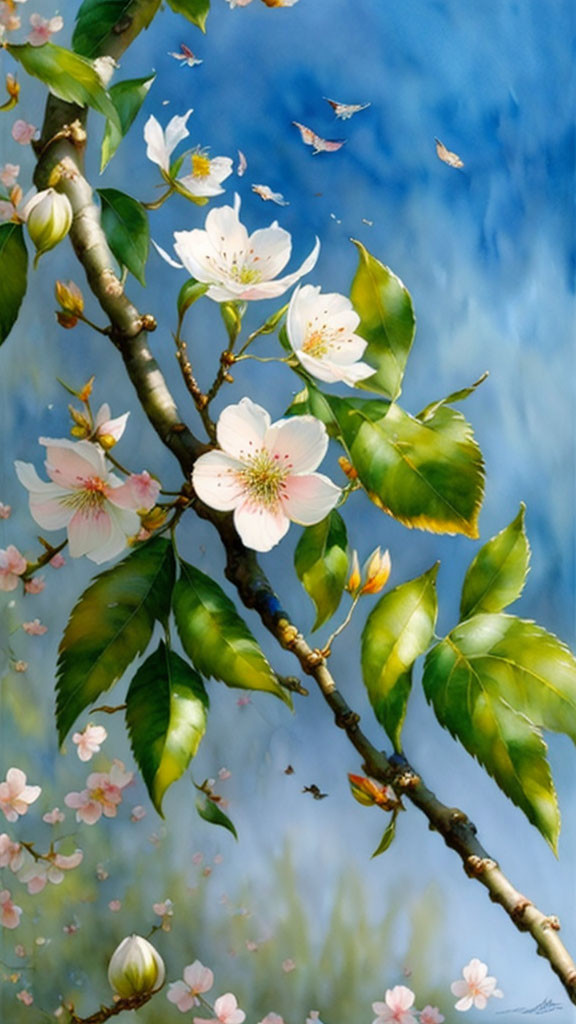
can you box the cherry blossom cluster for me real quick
[0,0,63,46]
[65,759,133,824]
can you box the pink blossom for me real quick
[213,853,223,864]
[0,501,11,518]
[65,759,133,824]
[420,1008,445,1024]
[24,575,45,594]
[193,993,245,1024]
[72,723,108,762]
[218,767,232,781]
[14,660,28,673]
[11,120,38,145]
[0,834,24,871]
[49,552,66,568]
[306,1015,324,1024]
[237,696,251,707]
[192,397,340,552]
[0,545,27,591]
[0,164,19,188]
[16,438,160,564]
[22,618,48,635]
[0,889,22,929]
[281,958,296,973]
[18,848,83,893]
[451,958,503,1012]
[43,807,65,824]
[192,851,203,865]
[168,959,214,1011]
[258,1015,284,1024]
[16,989,33,1005]
[0,3,20,32]
[14,944,26,957]
[372,986,417,1024]
[130,804,147,822]
[108,899,122,911]
[0,768,41,822]
[27,12,63,45]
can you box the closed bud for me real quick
[6,74,20,101]
[139,506,168,531]
[107,935,165,998]
[24,188,73,267]
[348,773,402,811]
[220,301,244,343]
[55,280,84,316]
[361,547,391,595]
[346,550,361,594]
[338,456,358,481]
[68,405,90,437]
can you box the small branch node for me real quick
[304,648,326,672]
[510,897,533,923]
[277,619,299,648]
[465,855,498,879]
[335,709,361,731]
[277,675,309,696]
[541,914,561,932]
[140,313,157,332]
[395,769,420,790]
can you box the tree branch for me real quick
[31,3,576,1005]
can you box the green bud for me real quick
[107,935,165,997]
[177,278,209,319]
[24,188,73,268]
[220,301,245,344]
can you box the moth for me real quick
[293,121,346,155]
[324,97,371,120]
[251,183,289,206]
[302,784,328,800]
[434,137,464,168]
[168,44,203,67]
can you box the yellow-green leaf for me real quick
[328,396,484,538]
[422,612,576,849]
[371,814,398,858]
[126,641,208,815]
[417,371,489,422]
[7,43,120,130]
[460,504,530,619]
[294,511,348,630]
[195,792,237,838]
[56,538,175,742]
[173,560,290,705]
[350,240,415,400]
[361,564,438,750]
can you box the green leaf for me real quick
[361,564,438,751]
[294,511,349,631]
[195,792,238,838]
[173,560,290,705]
[101,73,155,171]
[349,239,416,400]
[177,278,209,318]
[73,0,160,58]
[460,504,530,619]
[56,538,175,742]
[167,0,210,32]
[422,612,576,848]
[285,383,342,440]
[417,372,489,422]
[328,396,484,538]
[126,641,209,814]
[0,223,27,346]
[7,43,120,130]
[371,814,398,858]
[97,188,149,285]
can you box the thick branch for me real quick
[32,8,576,1005]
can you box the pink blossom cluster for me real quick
[0,544,27,591]
[64,760,133,824]
[0,768,41,822]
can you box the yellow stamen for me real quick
[191,153,212,178]
[238,450,289,507]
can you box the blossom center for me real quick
[61,476,109,512]
[229,262,263,285]
[302,327,330,358]
[191,153,212,178]
[238,449,290,507]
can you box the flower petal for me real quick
[216,398,270,459]
[144,115,169,172]
[164,109,194,161]
[233,500,289,552]
[192,452,245,510]
[240,236,320,300]
[266,415,328,473]
[281,473,341,525]
[173,228,220,280]
[247,224,292,280]
[40,437,106,487]
[151,238,184,269]
[15,463,73,529]
[67,508,115,560]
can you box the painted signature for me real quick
[497,998,563,1016]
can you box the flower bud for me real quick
[338,456,358,481]
[57,311,79,329]
[55,280,84,317]
[107,935,165,997]
[361,547,391,595]
[348,773,402,811]
[346,550,361,594]
[24,188,73,267]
